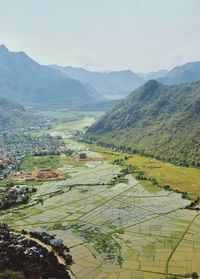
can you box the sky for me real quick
[0,0,200,72]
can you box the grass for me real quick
[89,145,200,199]
[51,117,96,133]
[20,155,84,171]
[127,155,200,199]
[36,109,104,120]
[72,223,120,262]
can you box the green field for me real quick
[21,155,83,171]
[91,145,200,199]
[36,109,103,120]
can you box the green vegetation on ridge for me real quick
[0,96,35,129]
[86,80,200,167]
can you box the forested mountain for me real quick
[51,65,144,98]
[86,80,200,167]
[158,62,200,85]
[0,45,101,108]
[0,96,34,129]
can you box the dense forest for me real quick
[86,80,200,167]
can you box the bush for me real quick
[151,178,158,185]
[6,180,15,187]
[192,272,199,279]
[0,270,25,279]
[52,222,62,230]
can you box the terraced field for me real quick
[1,111,200,279]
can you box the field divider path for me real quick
[25,234,77,279]
[76,185,137,221]
[164,212,200,278]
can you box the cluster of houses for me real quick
[0,128,66,180]
[0,151,12,179]
[0,224,72,279]
[0,185,37,210]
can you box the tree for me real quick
[0,270,25,279]
[192,272,199,279]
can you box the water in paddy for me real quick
[1,114,200,279]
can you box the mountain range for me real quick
[0,44,102,108]
[1,44,200,109]
[52,61,200,99]
[86,80,200,167]
[138,69,168,81]
[158,62,200,85]
[51,65,144,99]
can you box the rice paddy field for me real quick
[92,146,200,200]
[1,110,200,279]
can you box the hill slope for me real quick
[0,96,34,129]
[51,65,144,98]
[86,80,200,167]
[158,62,200,85]
[0,45,101,108]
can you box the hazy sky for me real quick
[0,0,199,72]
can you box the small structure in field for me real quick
[74,152,106,162]
[79,153,87,160]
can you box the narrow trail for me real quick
[25,234,77,279]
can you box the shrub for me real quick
[0,270,25,279]
[192,272,199,279]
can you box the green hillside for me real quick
[0,96,34,129]
[86,80,200,167]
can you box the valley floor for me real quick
[1,110,200,279]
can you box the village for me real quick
[0,122,69,210]
[0,126,66,180]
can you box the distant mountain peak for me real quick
[141,79,162,94]
[158,61,200,85]
[0,44,8,50]
[51,65,145,98]
[0,44,102,108]
[144,79,160,86]
[138,69,168,81]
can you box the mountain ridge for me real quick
[86,79,200,167]
[0,45,102,108]
[0,95,35,129]
[138,69,168,81]
[158,61,200,85]
[51,65,145,98]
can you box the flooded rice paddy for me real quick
[1,113,200,279]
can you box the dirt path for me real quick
[25,235,77,279]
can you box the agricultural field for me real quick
[21,155,83,170]
[92,146,200,200]
[1,110,200,279]
[36,109,103,121]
